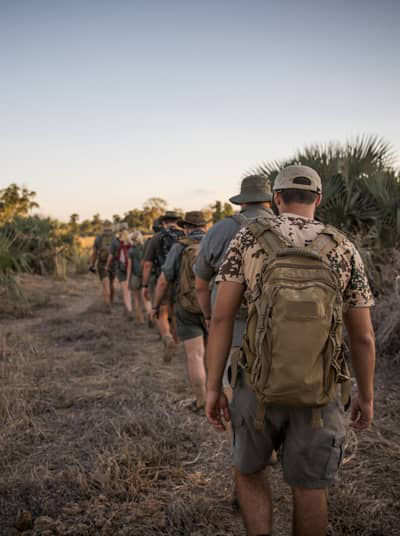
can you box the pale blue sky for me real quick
[1,0,399,221]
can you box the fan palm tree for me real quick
[253,135,400,249]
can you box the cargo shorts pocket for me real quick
[230,408,244,447]
[325,435,345,479]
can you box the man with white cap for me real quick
[205,165,375,536]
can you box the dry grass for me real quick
[0,275,399,535]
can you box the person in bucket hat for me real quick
[142,210,185,362]
[229,174,274,205]
[194,174,274,389]
[152,211,209,411]
[193,174,275,508]
[89,221,117,313]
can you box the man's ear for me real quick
[273,192,281,207]
[315,194,322,208]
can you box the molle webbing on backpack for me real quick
[241,220,351,431]
[177,237,202,314]
[230,213,250,227]
[98,231,113,265]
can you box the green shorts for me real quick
[230,372,346,489]
[117,270,128,283]
[98,265,115,281]
[175,303,207,342]
[129,274,142,291]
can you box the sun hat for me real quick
[160,211,181,222]
[178,211,209,227]
[229,175,272,205]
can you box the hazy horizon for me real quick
[1,0,399,221]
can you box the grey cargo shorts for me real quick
[230,372,346,489]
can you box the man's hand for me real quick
[206,388,230,432]
[350,396,374,430]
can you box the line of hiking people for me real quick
[89,167,375,536]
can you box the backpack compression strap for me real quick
[309,225,347,259]
[230,213,249,226]
[247,219,289,257]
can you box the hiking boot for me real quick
[162,335,176,363]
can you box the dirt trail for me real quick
[1,275,399,536]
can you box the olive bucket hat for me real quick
[160,210,181,222]
[178,211,209,227]
[229,174,272,205]
[273,165,322,194]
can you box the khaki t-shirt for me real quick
[216,213,374,310]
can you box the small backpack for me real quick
[177,237,202,314]
[98,231,113,264]
[117,241,131,272]
[238,218,351,430]
[155,227,185,275]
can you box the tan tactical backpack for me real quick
[177,237,202,314]
[98,230,113,265]
[239,219,351,429]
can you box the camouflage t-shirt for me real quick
[216,212,374,310]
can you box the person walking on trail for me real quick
[89,222,116,313]
[194,174,276,507]
[142,218,163,327]
[142,211,185,361]
[105,223,134,319]
[152,211,208,411]
[127,230,145,326]
[205,165,376,536]
[194,175,274,399]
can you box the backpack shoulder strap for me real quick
[231,213,249,226]
[179,237,198,248]
[247,218,287,256]
[310,225,347,258]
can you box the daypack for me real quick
[154,227,185,276]
[130,244,144,277]
[177,237,202,314]
[97,231,113,265]
[237,219,351,430]
[117,241,131,272]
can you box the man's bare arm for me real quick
[344,307,376,429]
[126,258,132,283]
[90,248,97,269]
[195,276,212,321]
[142,261,153,301]
[153,272,169,310]
[205,281,244,430]
[206,281,244,389]
[105,253,113,272]
[142,260,153,286]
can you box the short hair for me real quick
[131,230,144,245]
[277,189,318,205]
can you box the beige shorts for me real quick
[230,372,346,489]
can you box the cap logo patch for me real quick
[293,176,312,185]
